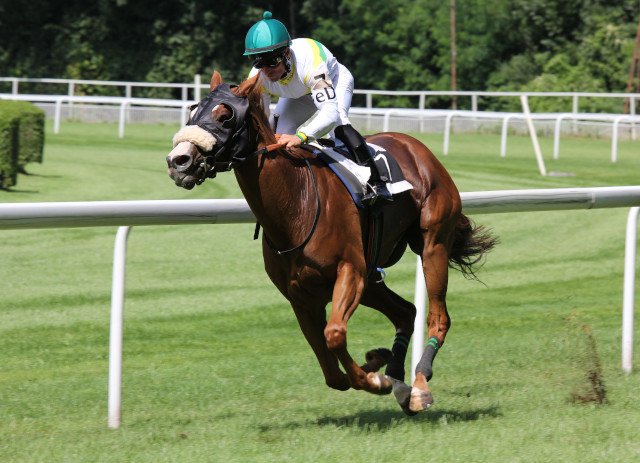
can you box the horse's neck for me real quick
[234,150,311,247]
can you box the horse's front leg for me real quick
[264,249,349,391]
[289,299,350,391]
[325,262,392,395]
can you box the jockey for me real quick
[244,11,392,205]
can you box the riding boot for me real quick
[334,124,393,206]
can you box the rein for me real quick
[255,143,322,256]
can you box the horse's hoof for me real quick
[365,347,392,364]
[367,372,393,395]
[409,386,434,413]
[389,377,418,416]
[362,348,393,373]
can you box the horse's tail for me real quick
[449,213,498,280]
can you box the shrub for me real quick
[0,106,19,189]
[0,100,45,170]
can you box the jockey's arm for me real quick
[299,77,339,141]
[280,77,338,150]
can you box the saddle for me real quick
[306,139,413,209]
[304,139,413,277]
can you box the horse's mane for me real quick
[236,76,278,147]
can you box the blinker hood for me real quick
[189,83,255,169]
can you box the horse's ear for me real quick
[236,74,261,98]
[210,71,223,91]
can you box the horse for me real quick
[166,71,497,415]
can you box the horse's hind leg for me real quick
[325,262,392,394]
[410,219,456,413]
[360,279,417,414]
[360,280,416,381]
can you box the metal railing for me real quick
[0,187,639,428]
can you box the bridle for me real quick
[182,83,258,180]
[173,84,322,255]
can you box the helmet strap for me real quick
[280,52,293,80]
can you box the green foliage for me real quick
[0,101,46,188]
[484,1,639,110]
[0,101,45,168]
[0,1,638,106]
[0,106,18,188]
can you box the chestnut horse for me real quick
[166,72,496,415]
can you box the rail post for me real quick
[622,207,639,374]
[108,226,131,429]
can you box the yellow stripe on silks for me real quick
[304,38,327,68]
[279,59,296,85]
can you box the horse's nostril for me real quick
[172,154,193,171]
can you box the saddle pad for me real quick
[308,140,413,209]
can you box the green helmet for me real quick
[243,11,291,56]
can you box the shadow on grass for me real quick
[260,406,501,433]
[0,187,40,194]
[18,172,63,178]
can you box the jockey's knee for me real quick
[324,323,346,351]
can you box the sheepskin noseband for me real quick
[173,125,216,152]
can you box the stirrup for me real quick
[362,181,393,206]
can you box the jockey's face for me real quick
[261,61,287,81]
[253,49,290,82]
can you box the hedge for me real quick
[0,106,19,189]
[0,100,45,189]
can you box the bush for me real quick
[0,107,19,189]
[0,101,45,168]
[0,100,45,188]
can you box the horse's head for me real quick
[166,72,261,189]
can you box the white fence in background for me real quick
[1,93,640,164]
[0,75,204,102]
[0,93,195,138]
[2,75,639,116]
[0,187,638,428]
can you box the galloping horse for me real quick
[166,72,496,415]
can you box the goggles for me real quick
[252,54,285,69]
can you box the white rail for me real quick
[0,187,638,428]
[2,75,638,116]
[2,94,639,165]
[0,94,196,138]
[0,76,202,101]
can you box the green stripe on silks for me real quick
[312,39,327,62]
[385,333,410,381]
[415,337,440,381]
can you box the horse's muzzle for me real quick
[169,154,194,173]
[166,141,203,190]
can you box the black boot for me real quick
[334,124,393,206]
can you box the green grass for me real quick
[0,121,639,462]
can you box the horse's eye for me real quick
[213,104,235,127]
[221,114,235,127]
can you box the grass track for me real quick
[0,122,639,462]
